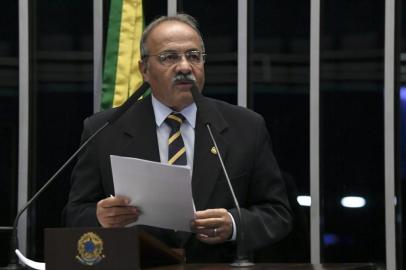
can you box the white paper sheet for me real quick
[110,155,195,232]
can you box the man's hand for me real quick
[191,208,233,244]
[96,196,140,228]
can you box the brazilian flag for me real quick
[101,0,149,109]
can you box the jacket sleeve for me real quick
[63,117,105,227]
[228,115,293,252]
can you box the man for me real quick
[64,14,292,263]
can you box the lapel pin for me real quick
[210,146,218,155]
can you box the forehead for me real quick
[146,21,202,53]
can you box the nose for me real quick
[175,55,192,74]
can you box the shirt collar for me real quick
[151,94,197,128]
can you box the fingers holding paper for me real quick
[96,196,140,228]
[192,208,233,244]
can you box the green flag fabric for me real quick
[101,0,146,109]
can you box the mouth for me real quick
[173,80,194,89]
[174,79,194,84]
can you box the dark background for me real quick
[0,0,405,267]
[0,0,19,265]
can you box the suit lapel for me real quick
[110,95,229,211]
[114,96,160,162]
[192,97,229,210]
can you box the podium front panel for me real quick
[45,227,140,270]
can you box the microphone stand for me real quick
[206,124,254,267]
[0,122,109,270]
[189,85,254,267]
[0,82,150,270]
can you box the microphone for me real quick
[0,82,150,270]
[189,85,254,267]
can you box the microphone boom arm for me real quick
[205,123,253,267]
[2,82,150,270]
[4,121,109,270]
[190,83,254,267]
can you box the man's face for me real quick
[139,21,205,111]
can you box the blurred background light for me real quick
[341,196,366,208]
[323,233,339,246]
[297,195,311,206]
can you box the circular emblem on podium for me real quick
[75,232,105,265]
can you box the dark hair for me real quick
[140,13,205,58]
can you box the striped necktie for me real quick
[165,112,187,165]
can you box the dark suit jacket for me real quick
[64,94,292,263]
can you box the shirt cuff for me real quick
[227,212,237,241]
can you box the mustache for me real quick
[172,73,196,84]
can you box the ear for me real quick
[138,60,149,81]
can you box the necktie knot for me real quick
[165,113,185,131]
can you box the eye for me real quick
[186,51,201,62]
[160,53,180,63]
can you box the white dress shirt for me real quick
[151,94,236,241]
[151,94,196,170]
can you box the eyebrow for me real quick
[158,48,201,54]
[158,49,177,54]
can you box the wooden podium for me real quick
[44,227,376,270]
[45,227,183,270]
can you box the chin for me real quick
[172,96,194,111]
